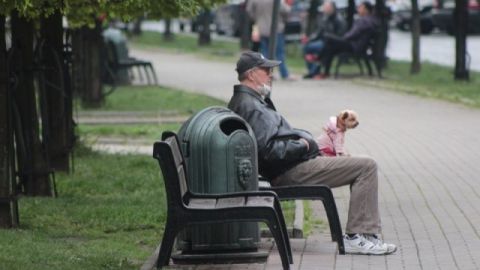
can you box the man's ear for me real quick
[342,111,349,120]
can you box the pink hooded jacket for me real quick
[316,116,346,156]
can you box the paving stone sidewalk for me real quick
[130,47,480,270]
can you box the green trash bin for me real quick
[176,106,261,256]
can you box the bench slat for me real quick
[216,197,245,208]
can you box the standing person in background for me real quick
[302,1,347,78]
[247,0,297,81]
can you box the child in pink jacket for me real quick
[316,110,359,156]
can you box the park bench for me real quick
[103,40,158,86]
[153,132,293,270]
[334,30,383,78]
[259,178,345,255]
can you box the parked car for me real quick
[284,0,309,43]
[214,0,243,36]
[431,0,480,35]
[392,6,436,34]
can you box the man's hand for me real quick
[299,138,310,150]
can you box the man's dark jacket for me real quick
[228,85,319,180]
[309,13,347,42]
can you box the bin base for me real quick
[171,249,269,265]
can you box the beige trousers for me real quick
[271,156,381,234]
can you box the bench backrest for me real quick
[153,132,189,209]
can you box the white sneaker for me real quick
[365,234,397,254]
[343,234,389,255]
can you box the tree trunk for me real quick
[306,0,320,36]
[0,15,19,228]
[132,17,143,36]
[41,11,70,172]
[198,10,211,46]
[239,1,252,50]
[11,12,53,196]
[268,0,281,59]
[454,0,469,80]
[410,0,421,74]
[347,0,356,29]
[375,0,390,68]
[163,19,174,41]
[72,21,104,107]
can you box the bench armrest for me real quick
[188,190,280,200]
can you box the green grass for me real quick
[78,123,182,141]
[131,31,480,109]
[303,201,325,235]
[77,85,225,140]
[360,60,480,108]
[0,146,165,270]
[130,31,239,62]
[78,85,226,114]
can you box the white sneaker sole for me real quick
[345,246,391,255]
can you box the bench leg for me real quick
[157,218,181,268]
[148,64,159,85]
[266,219,292,270]
[364,57,373,76]
[273,200,293,263]
[355,58,364,75]
[317,189,345,255]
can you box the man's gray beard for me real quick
[258,84,271,97]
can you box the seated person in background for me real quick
[316,1,379,79]
[303,1,347,79]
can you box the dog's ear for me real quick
[342,111,349,120]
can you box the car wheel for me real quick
[398,21,410,31]
[446,25,456,36]
[420,21,434,34]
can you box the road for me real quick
[387,29,480,71]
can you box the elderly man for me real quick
[228,51,396,255]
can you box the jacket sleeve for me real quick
[280,2,291,23]
[335,18,348,36]
[247,109,309,163]
[343,18,369,40]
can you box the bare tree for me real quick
[454,0,469,80]
[0,15,19,228]
[410,0,421,74]
[11,12,54,196]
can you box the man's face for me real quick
[249,67,273,87]
[357,4,368,16]
[322,2,334,15]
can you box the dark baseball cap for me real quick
[236,51,281,75]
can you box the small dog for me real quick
[316,109,359,157]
